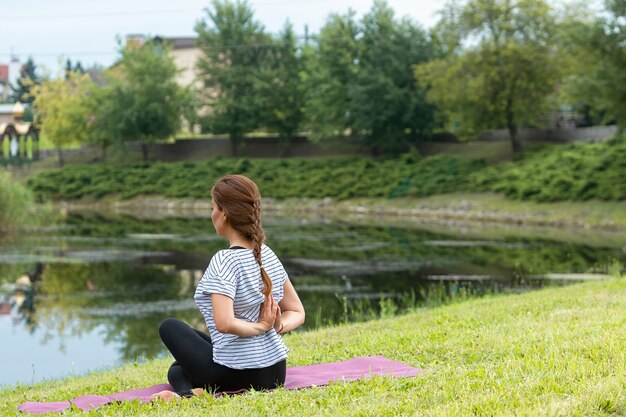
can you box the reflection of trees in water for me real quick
[26,262,205,360]
[103,310,204,362]
[61,213,624,276]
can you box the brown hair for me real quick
[211,174,272,297]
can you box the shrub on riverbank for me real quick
[26,155,485,201]
[25,137,625,202]
[0,171,50,231]
[2,278,624,416]
[469,136,626,201]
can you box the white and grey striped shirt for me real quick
[194,244,289,369]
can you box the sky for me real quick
[1,0,444,74]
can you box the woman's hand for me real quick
[273,303,283,333]
[258,295,279,332]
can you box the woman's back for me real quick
[195,245,289,369]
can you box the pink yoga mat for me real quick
[19,356,423,414]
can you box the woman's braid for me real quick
[212,174,272,297]
[250,199,271,297]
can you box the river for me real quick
[1,210,624,387]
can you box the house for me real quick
[0,57,22,102]
[126,34,203,90]
[163,37,203,91]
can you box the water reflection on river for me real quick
[1,211,624,387]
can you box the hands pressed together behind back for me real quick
[258,295,281,333]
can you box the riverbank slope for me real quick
[3,277,624,416]
[57,192,626,232]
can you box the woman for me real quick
[154,174,305,400]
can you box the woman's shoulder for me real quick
[210,248,241,266]
[261,244,278,257]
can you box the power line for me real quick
[0,9,199,21]
[0,0,337,21]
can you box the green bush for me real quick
[25,137,626,203]
[0,171,50,231]
[26,156,483,202]
[467,137,626,202]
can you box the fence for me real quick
[29,125,620,163]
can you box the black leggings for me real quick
[158,318,286,396]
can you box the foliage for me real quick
[81,73,125,160]
[25,137,626,203]
[351,1,435,155]
[63,58,85,78]
[28,71,94,167]
[254,23,306,143]
[195,0,271,156]
[25,154,483,202]
[416,0,560,154]
[10,57,40,105]
[1,279,625,416]
[0,171,51,231]
[302,11,359,140]
[107,39,193,160]
[302,1,436,154]
[560,0,626,130]
[468,137,626,202]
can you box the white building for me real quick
[0,57,22,102]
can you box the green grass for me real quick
[36,133,82,151]
[0,170,54,231]
[2,277,625,416]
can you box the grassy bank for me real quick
[24,137,626,204]
[0,170,53,232]
[58,191,626,232]
[3,278,625,416]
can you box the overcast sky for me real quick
[1,0,444,73]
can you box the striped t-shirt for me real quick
[194,244,289,369]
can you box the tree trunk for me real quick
[506,98,522,155]
[508,123,523,155]
[57,145,64,168]
[32,131,40,161]
[101,145,107,162]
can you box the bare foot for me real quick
[151,390,181,402]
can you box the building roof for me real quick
[164,37,197,49]
[0,65,8,80]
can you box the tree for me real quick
[254,22,306,147]
[560,0,626,130]
[195,0,270,156]
[302,11,359,140]
[351,0,435,155]
[415,0,560,154]
[29,72,93,167]
[11,57,40,104]
[109,39,193,160]
[64,58,85,78]
[81,76,126,161]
